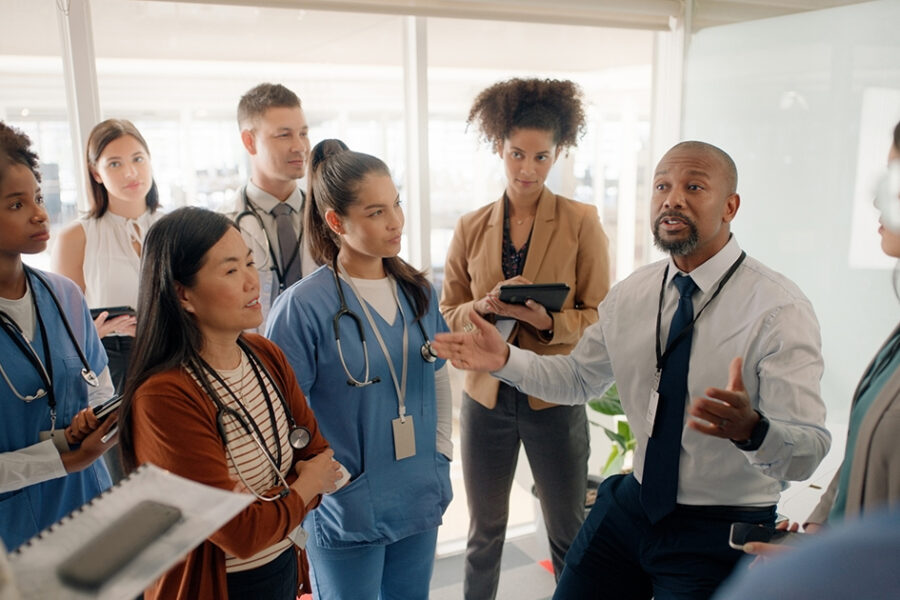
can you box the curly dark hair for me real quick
[0,121,41,186]
[467,78,586,151]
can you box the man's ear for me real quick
[175,282,195,315]
[240,129,257,155]
[324,209,344,235]
[723,193,740,224]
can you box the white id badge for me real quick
[288,525,309,549]
[392,416,416,460]
[39,429,70,453]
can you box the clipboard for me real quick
[8,464,253,600]
[498,283,571,312]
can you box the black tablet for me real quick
[498,283,571,312]
[89,306,135,320]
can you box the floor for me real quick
[430,531,557,600]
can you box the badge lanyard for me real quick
[337,262,408,420]
[646,251,746,427]
[337,263,417,460]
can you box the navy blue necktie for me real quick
[641,273,698,523]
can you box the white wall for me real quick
[683,0,900,424]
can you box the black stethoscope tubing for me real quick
[329,257,436,387]
[193,338,311,463]
[235,186,303,291]
[0,266,99,418]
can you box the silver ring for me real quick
[720,418,729,429]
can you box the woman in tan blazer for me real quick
[440,78,610,599]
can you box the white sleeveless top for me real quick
[77,210,162,308]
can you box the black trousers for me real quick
[100,335,132,484]
[553,473,775,600]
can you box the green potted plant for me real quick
[587,384,636,477]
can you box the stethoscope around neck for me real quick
[0,266,99,431]
[192,338,311,502]
[235,186,302,292]
[330,256,437,388]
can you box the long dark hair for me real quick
[305,138,431,319]
[118,207,236,472]
[86,119,160,218]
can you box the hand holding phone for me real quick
[728,522,804,551]
[92,394,122,422]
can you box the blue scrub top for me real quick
[0,269,111,550]
[267,265,452,548]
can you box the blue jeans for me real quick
[306,527,439,599]
[225,545,298,600]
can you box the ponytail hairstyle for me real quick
[86,118,159,218]
[118,207,236,473]
[305,138,431,320]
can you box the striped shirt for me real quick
[190,352,293,572]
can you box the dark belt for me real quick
[674,503,776,520]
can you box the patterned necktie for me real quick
[640,273,698,523]
[271,202,302,288]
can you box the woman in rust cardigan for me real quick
[118,207,340,600]
[440,78,611,599]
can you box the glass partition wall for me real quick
[0,0,655,552]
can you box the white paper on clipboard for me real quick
[9,464,253,600]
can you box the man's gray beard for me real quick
[652,219,700,256]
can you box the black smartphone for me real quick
[728,522,803,550]
[89,306,135,320]
[92,394,122,422]
[57,500,182,591]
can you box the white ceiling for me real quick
[142,0,875,30]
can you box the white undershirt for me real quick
[348,276,396,324]
[0,280,36,340]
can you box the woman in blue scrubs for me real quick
[266,139,452,599]
[0,122,116,551]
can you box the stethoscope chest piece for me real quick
[81,368,100,387]
[421,340,438,363]
[288,426,311,450]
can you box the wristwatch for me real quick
[732,410,769,451]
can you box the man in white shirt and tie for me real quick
[226,83,319,330]
[433,141,831,599]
